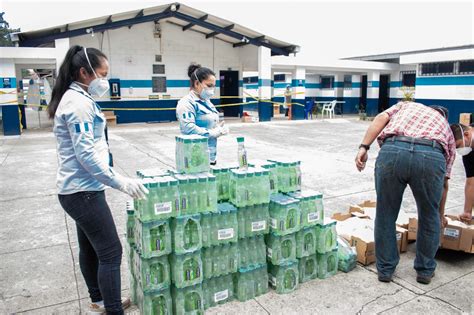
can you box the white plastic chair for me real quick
[322,100,337,119]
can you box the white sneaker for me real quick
[88,297,131,314]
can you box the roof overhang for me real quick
[15,2,299,56]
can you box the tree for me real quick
[0,12,21,47]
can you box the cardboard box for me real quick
[408,218,418,241]
[459,113,472,125]
[396,226,409,253]
[441,215,474,253]
[351,236,375,265]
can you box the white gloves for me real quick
[208,121,229,138]
[117,176,149,199]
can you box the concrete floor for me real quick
[1,116,473,314]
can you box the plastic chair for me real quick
[304,100,315,120]
[322,101,337,119]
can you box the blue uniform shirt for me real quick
[176,90,220,162]
[53,82,121,194]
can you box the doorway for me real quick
[359,75,367,112]
[219,71,240,117]
[378,74,390,113]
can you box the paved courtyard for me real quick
[1,113,473,314]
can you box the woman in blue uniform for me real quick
[48,46,148,314]
[176,63,228,165]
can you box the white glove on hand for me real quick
[118,177,149,200]
[208,127,223,138]
[219,121,229,135]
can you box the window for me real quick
[343,75,352,89]
[459,60,474,74]
[401,72,416,87]
[243,76,258,84]
[153,64,165,74]
[274,74,286,82]
[155,55,162,62]
[420,62,455,76]
[320,76,334,89]
[152,77,166,93]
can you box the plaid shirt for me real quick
[378,101,456,178]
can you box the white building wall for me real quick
[70,21,243,100]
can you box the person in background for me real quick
[176,63,228,165]
[284,84,292,118]
[450,123,474,222]
[48,45,148,315]
[355,102,455,285]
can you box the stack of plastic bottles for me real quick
[337,236,357,273]
[126,137,352,313]
[229,154,271,301]
[175,135,210,174]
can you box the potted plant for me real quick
[399,86,415,102]
[355,104,367,121]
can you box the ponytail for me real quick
[47,45,107,119]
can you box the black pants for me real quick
[59,191,123,315]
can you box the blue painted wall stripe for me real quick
[416,76,474,86]
[390,81,402,88]
[352,82,361,88]
[305,83,320,89]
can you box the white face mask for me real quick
[81,48,110,98]
[194,70,214,100]
[457,127,473,156]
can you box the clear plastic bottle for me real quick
[237,137,248,170]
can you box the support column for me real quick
[0,59,20,136]
[334,74,344,115]
[366,71,380,117]
[291,67,306,120]
[258,46,272,122]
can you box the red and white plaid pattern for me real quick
[378,101,456,178]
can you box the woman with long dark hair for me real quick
[49,45,148,314]
[176,63,228,165]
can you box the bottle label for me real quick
[251,220,266,232]
[270,218,278,229]
[267,247,273,258]
[154,202,172,215]
[214,289,229,302]
[307,212,319,223]
[218,228,235,240]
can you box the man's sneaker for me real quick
[89,297,131,314]
[378,273,393,283]
[416,272,435,285]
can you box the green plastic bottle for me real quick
[298,254,318,283]
[296,227,317,258]
[265,233,296,266]
[170,252,203,289]
[171,284,204,315]
[317,248,339,279]
[171,215,202,254]
[268,261,299,294]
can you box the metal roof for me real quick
[15,2,299,56]
[343,44,474,62]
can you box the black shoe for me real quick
[416,272,435,285]
[378,274,393,283]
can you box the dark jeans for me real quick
[374,140,445,277]
[59,191,123,315]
